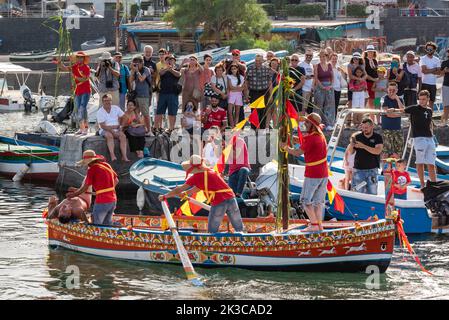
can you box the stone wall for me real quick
[383,10,449,44]
[0,11,116,54]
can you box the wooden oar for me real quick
[160,200,203,286]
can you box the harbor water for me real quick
[1,112,449,300]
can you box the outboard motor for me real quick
[20,85,36,113]
[53,96,74,123]
[422,180,449,227]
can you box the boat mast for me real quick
[276,59,291,232]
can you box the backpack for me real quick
[401,62,418,90]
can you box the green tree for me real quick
[164,0,272,46]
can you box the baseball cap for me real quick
[231,49,240,55]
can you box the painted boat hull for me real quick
[0,135,59,182]
[47,217,395,273]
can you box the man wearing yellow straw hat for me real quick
[282,113,328,232]
[59,51,91,135]
[67,150,118,226]
[158,155,244,233]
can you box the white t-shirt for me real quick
[332,66,343,91]
[299,61,314,92]
[211,75,227,93]
[97,105,124,134]
[203,142,219,167]
[420,55,441,85]
[227,74,245,87]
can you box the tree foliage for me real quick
[164,0,272,45]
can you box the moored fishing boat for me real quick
[0,135,59,182]
[9,49,57,62]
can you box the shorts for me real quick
[352,168,378,195]
[157,93,179,116]
[208,198,244,233]
[92,201,116,226]
[352,91,366,109]
[136,97,150,117]
[383,129,404,156]
[228,91,243,106]
[348,90,353,102]
[374,97,382,108]
[394,193,407,200]
[443,85,449,107]
[301,177,328,206]
[421,83,437,102]
[367,81,375,99]
[74,93,89,121]
[413,136,436,165]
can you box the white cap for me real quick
[406,50,415,56]
[366,45,376,51]
[352,52,362,58]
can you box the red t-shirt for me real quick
[202,107,227,129]
[228,137,250,176]
[185,170,234,206]
[392,170,411,195]
[300,132,329,178]
[72,63,91,96]
[85,161,118,204]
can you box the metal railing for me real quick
[399,8,449,17]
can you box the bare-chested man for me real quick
[47,187,92,224]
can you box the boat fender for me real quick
[37,120,59,135]
[12,163,31,182]
[137,186,145,214]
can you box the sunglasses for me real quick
[232,54,239,56]
[305,54,313,57]
[291,59,299,61]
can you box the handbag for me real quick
[127,125,146,137]
[204,77,225,97]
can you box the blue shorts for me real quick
[74,93,90,121]
[208,198,244,233]
[92,201,116,226]
[157,93,179,116]
[352,168,378,195]
[394,193,407,200]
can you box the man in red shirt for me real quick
[283,113,328,232]
[59,51,91,135]
[201,95,227,131]
[159,155,244,233]
[67,150,118,226]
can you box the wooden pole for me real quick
[115,0,121,52]
[276,59,291,232]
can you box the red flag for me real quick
[327,180,345,214]
[248,108,260,129]
[286,100,298,120]
[297,126,304,145]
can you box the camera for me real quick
[102,59,111,68]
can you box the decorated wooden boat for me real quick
[47,214,396,272]
[0,135,59,182]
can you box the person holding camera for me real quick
[95,52,120,107]
[129,55,152,134]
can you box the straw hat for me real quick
[306,113,322,127]
[75,51,88,57]
[181,155,208,176]
[76,150,104,167]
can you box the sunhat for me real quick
[76,150,104,167]
[181,155,208,178]
[98,51,112,62]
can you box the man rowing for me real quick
[282,113,328,232]
[66,150,118,226]
[46,187,92,224]
[158,155,244,233]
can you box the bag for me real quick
[192,88,202,100]
[204,82,224,97]
[401,62,418,90]
[127,90,138,101]
[127,125,146,137]
[176,83,183,95]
